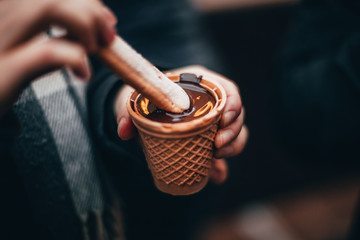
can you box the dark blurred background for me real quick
[187,0,360,239]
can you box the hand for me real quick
[170,66,249,184]
[0,0,117,116]
[115,65,248,185]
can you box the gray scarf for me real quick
[13,69,124,240]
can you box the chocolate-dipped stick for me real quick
[97,36,190,113]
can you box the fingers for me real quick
[209,158,228,185]
[45,0,116,52]
[168,65,243,128]
[50,0,116,52]
[214,79,247,158]
[217,78,242,128]
[28,38,90,79]
[115,85,137,140]
[214,125,249,159]
[215,107,245,148]
[0,38,89,116]
[5,37,89,84]
[168,65,248,158]
[0,0,116,53]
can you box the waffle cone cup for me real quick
[127,74,227,195]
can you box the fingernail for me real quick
[117,117,125,138]
[222,111,236,127]
[103,7,117,25]
[219,129,235,147]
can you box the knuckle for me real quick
[227,102,242,116]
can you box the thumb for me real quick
[115,85,136,140]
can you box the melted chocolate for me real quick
[136,74,215,123]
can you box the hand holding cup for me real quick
[115,65,248,187]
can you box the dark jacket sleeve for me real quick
[86,65,144,164]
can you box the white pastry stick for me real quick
[97,36,190,113]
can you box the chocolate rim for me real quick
[127,74,227,137]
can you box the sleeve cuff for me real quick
[87,69,144,164]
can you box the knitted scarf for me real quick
[12,69,125,240]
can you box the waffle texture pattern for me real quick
[139,124,218,186]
